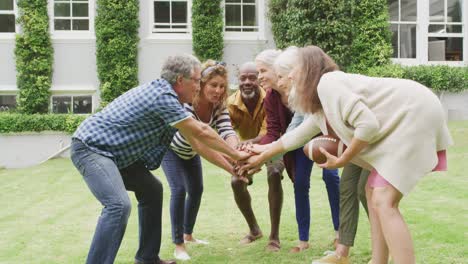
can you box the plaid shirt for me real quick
[73,79,190,170]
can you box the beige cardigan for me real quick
[282,71,453,195]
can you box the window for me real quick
[428,0,463,61]
[153,0,189,33]
[0,0,15,33]
[225,0,258,32]
[53,0,89,31]
[51,95,92,114]
[0,95,16,111]
[389,0,418,58]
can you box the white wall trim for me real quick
[0,86,18,92]
[141,37,192,45]
[51,38,96,44]
[0,36,15,42]
[50,85,97,92]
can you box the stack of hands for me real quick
[230,141,270,183]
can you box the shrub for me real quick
[348,0,393,72]
[363,65,468,93]
[14,0,53,114]
[192,0,224,61]
[269,0,392,70]
[364,64,406,79]
[95,0,139,105]
[269,0,351,68]
[0,113,87,134]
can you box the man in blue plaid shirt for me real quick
[71,54,250,264]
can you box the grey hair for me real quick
[161,54,201,85]
[255,49,282,67]
[274,46,299,76]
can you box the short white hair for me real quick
[274,46,299,75]
[255,49,282,67]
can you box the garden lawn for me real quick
[0,121,467,264]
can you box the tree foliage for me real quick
[192,0,224,61]
[95,0,139,105]
[269,0,392,70]
[15,0,53,114]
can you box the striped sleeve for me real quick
[213,108,237,140]
[169,104,197,159]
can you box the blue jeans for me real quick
[70,139,163,264]
[293,147,340,241]
[161,149,203,244]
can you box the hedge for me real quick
[192,0,224,61]
[0,113,87,134]
[363,65,468,93]
[15,0,53,114]
[269,0,392,71]
[269,0,352,68]
[95,0,139,105]
[348,0,393,71]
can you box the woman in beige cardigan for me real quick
[240,46,452,264]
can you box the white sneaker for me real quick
[185,238,209,245]
[174,249,191,261]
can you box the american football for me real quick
[303,135,347,164]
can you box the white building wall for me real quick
[51,40,99,91]
[0,40,16,92]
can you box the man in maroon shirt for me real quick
[227,62,286,252]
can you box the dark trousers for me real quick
[161,149,204,244]
[293,148,340,241]
[71,139,163,264]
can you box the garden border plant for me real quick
[269,0,392,70]
[15,0,53,114]
[192,0,224,61]
[95,0,140,105]
[0,113,87,134]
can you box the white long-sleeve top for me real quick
[281,71,453,195]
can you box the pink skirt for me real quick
[367,150,447,188]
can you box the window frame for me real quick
[50,94,94,114]
[391,0,467,66]
[427,0,464,62]
[0,0,18,37]
[49,0,95,39]
[149,0,192,39]
[224,0,265,40]
[389,0,418,59]
[0,94,17,112]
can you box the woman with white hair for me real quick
[249,49,295,252]
[273,47,340,253]
[276,47,372,263]
[241,45,452,264]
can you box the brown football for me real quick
[303,135,347,164]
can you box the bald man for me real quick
[226,62,285,251]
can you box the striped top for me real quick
[170,103,237,159]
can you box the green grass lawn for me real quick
[1,121,467,264]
